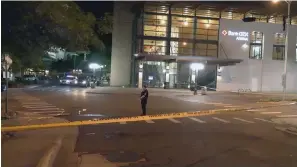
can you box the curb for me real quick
[36,136,64,167]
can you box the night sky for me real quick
[76,1,114,46]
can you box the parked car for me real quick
[59,75,78,86]
[77,76,91,87]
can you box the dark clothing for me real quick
[140,89,149,100]
[140,89,149,115]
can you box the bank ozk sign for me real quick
[222,30,249,41]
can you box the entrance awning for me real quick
[134,53,243,66]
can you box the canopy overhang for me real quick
[134,53,243,66]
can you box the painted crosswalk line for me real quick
[277,115,297,118]
[260,112,282,114]
[188,117,206,123]
[233,117,255,124]
[145,120,155,124]
[168,118,181,123]
[212,117,230,123]
[254,118,273,123]
[120,121,127,124]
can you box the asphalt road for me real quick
[10,86,297,167]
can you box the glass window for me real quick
[195,43,218,57]
[143,40,166,55]
[171,7,195,16]
[268,16,283,24]
[272,33,285,60]
[292,16,297,25]
[196,9,220,18]
[221,12,244,20]
[170,41,193,56]
[245,13,267,23]
[171,16,194,39]
[144,4,169,14]
[143,14,167,37]
[196,19,219,41]
[249,31,263,59]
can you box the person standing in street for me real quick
[140,85,149,116]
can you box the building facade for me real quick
[110,2,297,92]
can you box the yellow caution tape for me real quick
[1,110,218,132]
[2,101,294,132]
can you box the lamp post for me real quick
[190,63,205,95]
[273,0,291,101]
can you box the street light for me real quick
[190,63,205,95]
[272,0,291,100]
[89,63,104,76]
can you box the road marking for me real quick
[145,120,155,124]
[277,115,297,118]
[120,122,127,124]
[212,117,230,123]
[254,118,273,123]
[260,112,282,114]
[32,111,64,114]
[22,102,48,105]
[233,117,254,123]
[189,117,206,123]
[23,106,58,109]
[168,118,181,123]
[247,109,267,112]
[29,108,62,111]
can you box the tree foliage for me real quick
[2,1,113,70]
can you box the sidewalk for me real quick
[2,112,78,167]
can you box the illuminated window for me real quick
[249,31,264,59]
[273,33,285,60]
[171,7,195,16]
[171,16,194,39]
[196,19,219,41]
[246,13,267,23]
[196,9,220,18]
[292,17,297,25]
[195,43,217,57]
[143,40,166,55]
[268,16,283,24]
[170,41,193,56]
[144,4,169,14]
[221,12,244,20]
[143,14,167,37]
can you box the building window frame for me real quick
[272,45,285,60]
[249,32,264,60]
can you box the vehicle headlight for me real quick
[60,80,62,83]
[82,80,86,84]
[74,80,78,84]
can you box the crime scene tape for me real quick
[2,101,295,132]
[1,110,218,132]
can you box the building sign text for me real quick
[222,30,249,41]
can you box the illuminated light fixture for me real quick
[272,0,279,3]
[139,64,143,69]
[160,20,166,25]
[183,42,187,46]
[183,21,188,26]
[205,24,210,28]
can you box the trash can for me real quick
[91,82,96,89]
[201,86,207,95]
